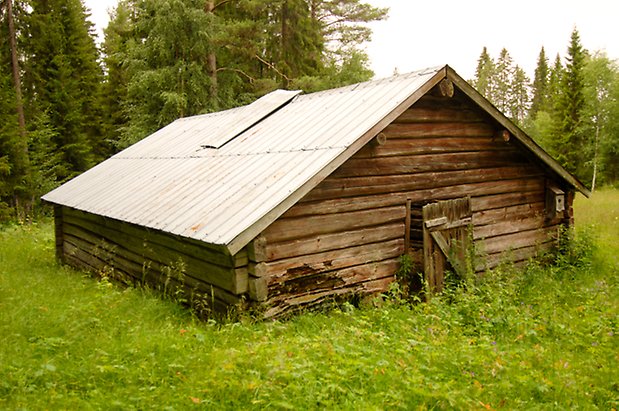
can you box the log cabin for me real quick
[42,65,589,318]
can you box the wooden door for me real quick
[422,197,472,292]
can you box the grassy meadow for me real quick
[0,190,617,409]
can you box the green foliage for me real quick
[477,30,619,189]
[103,0,386,147]
[530,47,549,117]
[472,47,530,126]
[553,28,588,179]
[472,47,494,97]
[23,0,104,178]
[1,191,617,409]
[0,0,384,220]
[581,53,619,189]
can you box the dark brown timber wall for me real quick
[253,91,570,317]
[58,206,247,313]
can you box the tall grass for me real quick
[0,190,617,409]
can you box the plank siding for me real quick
[257,95,565,316]
[59,207,244,311]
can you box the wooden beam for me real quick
[247,235,267,262]
[248,262,268,277]
[371,132,387,146]
[494,129,510,142]
[249,276,268,302]
[430,78,454,98]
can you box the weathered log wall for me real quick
[58,206,246,313]
[255,91,569,316]
[55,89,572,319]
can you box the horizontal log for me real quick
[266,238,404,283]
[334,151,528,177]
[262,276,393,319]
[471,190,544,212]
[298,166,542,209]
[265,223,405,261]
[304,176,545,205]
[62,230,242,306]
[263,205,406,243]
[267,258,400,303]
[62,217,247,295]
[480,241,555,271]
[479,225,560,255]
[63,238,240,310]
[473,201,545,226]
[382,122,494,139]
[64,207,234,267]
[474,215,560,240]
[354,136,510,158]
[394,107,484,123]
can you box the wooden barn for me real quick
[43,65,589,318]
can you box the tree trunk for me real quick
[6,0,31,220]
[7,0,27,141]
[205,1,218,110]
[591,121,600,193]
[280,0,290,88]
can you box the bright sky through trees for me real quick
[85,0,619,79]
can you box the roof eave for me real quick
[445,66,591,198]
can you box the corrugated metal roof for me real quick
[41,66,445,253]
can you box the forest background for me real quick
[1,0,618,222]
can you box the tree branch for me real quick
[254,54,291,83]
[215,67,255,83]
[212,0,235,11]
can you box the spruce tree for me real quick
[491,48,515,114]
[117,0,214,147]
[509,65,530,125]
[23,0,104,180]
[473,47,494,98]
[530,47,549,117]
[555,28,588,178]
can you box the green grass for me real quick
[1,191,618,409]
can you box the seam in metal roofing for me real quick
[42,64,587,254]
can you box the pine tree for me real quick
[530,47,549,117]
[473,47,494,97]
